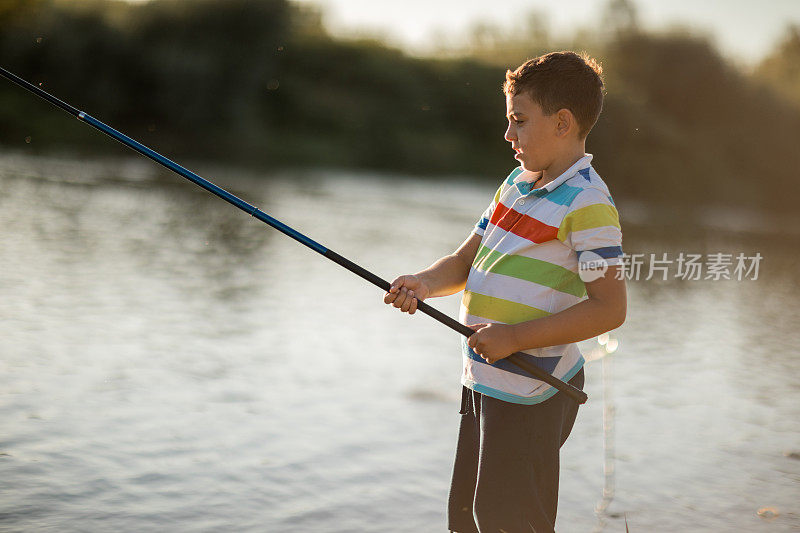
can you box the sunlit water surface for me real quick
[1,153,798,532]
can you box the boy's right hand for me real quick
[383,275,430,315]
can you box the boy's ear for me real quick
[555,108,576,137]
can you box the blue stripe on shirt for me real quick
[542,183,584,206]
[505,167,525,185]
[463,342,561,377]
[577,246,624,260]
[465,357,585,405]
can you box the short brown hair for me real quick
[504,51,605,139]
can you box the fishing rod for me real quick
[0,66,588,404]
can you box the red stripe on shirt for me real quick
[489,202,558,243]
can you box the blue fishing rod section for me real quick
[79,112,330,254]
[0,67,328,256]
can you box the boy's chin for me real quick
[518,159,546,173]
[515,156,534,171]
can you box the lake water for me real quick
[1,152,798,532]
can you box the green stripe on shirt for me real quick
[463,290,551,324]
[473,246,586,297]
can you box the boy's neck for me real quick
[538,143,587,187]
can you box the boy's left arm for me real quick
[467,266,627,363]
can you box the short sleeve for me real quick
[557,188,624,267]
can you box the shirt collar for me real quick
[513,154,593,196]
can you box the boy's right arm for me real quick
[383,232,482,314]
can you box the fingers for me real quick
[389,275,416,293]
[384,275,422,314]
[467,324,490,361]
[409,294,418,314]
[405,290,419,313]
[391,287,407,309]
[388,276,405,294]
[398,289,410,312]
[397,288,420,314]
[384,276,407,305]
[383,290,398,305]
[383,286,413,313]
[467,323,488,341]
[467,330,481,353]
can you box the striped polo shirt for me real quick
[459,154,623,404]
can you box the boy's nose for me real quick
[504,123,516,142]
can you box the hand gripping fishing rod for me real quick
[1,66,587,404]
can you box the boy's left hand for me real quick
[467,323,519,364]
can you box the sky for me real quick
[292,0,800,64]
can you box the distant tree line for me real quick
[1,0,798,211]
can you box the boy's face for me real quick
[504,92,560,173]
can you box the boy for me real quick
[384,51,626,532]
